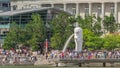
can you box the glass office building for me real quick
[0,8,70,46]
[0,0,10,12]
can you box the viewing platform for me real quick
[54,58,120,67]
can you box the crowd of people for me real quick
[0,47,120,65]
[45,49,120,61]
[0,47,37,65]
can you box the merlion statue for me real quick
[74,22,83,52]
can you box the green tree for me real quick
[92,16,102,36]
[77,16,93,30]
[3,13,46,51]
[77,15,102,36]
[25,13,46,51]
[50,13,74,49]
[3,22,19,49]
[103,14,117,33]
[83,29,103,50]
[103,34,120,50]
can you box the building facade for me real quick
[0,0,10,12]
[0,0,120,46]
[11,0,120,23]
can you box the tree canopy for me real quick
[3,13,120,51]
[3,13,46,51]
[50,13,74,49]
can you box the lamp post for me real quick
[45,23,50,53]
[44,10,51,53]
[45,39,48,53]
[46,10,52,41]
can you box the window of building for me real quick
[0,0,10,11]
[2,16,9,20]
[2,3,8,7]
[97,6,101,17]
[72,7,76,15]
[85,7,89,16]
[110,6,114,14]
[41,4,51,7]
[0,3,2,7]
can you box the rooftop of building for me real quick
[0,7,71,16]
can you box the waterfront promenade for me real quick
[54,58,120,67]
[0,48,120,67]
[45,50,120,67]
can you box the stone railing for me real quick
[0,56,36,65]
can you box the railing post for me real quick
[87,63,90,67]
[56,63,58,67]
[78,63,82,67]
[103,62,106,67]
